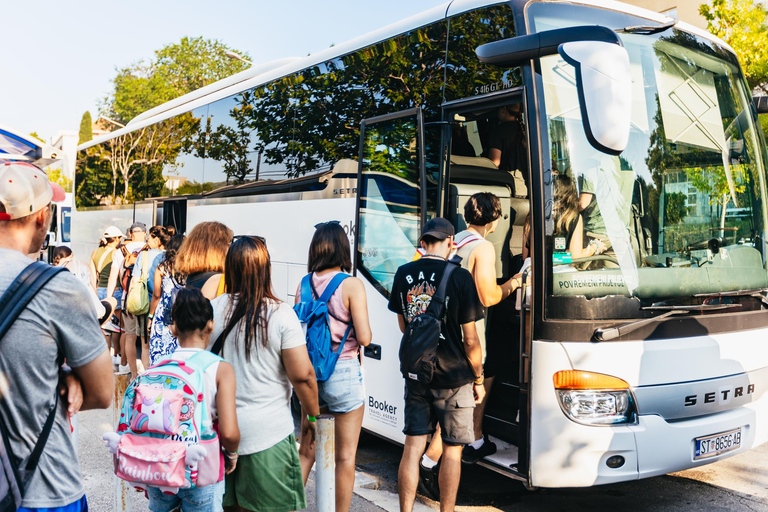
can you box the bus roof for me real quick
[78,0,733,152]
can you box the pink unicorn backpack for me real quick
[103,350,224,493]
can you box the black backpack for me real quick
[398,261,457,384]
[0,262,65,511]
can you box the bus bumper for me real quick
[629,400,768,480]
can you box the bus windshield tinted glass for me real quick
[531,4,768,318]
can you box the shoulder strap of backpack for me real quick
[300,274,314,303]
[425,262,457,319]
[318,273,349,304]
[0,262,66,476]
[210,301,246,356]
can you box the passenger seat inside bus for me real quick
[447,155,529,280]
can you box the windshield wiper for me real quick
[693,288,768,298]
[643,304,743,311]
[593,303,740,341]
[695,288,768,306]
[619,19,677,35]
[593,310,687,341]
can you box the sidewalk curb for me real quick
[353,470,433,511]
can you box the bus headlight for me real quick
[553,370,637,425]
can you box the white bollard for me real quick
[315,415,336,512]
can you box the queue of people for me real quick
[1,159,527,512]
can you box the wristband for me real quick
[307,415,317,422]
[224,449,238,460]
[148,314,154,320]
[474,374,484,385]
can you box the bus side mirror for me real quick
[558,41,631,155]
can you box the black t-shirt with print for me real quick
[387,258,484,389]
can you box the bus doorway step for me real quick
[476,437,525,481]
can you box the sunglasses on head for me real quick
[231,235,267,245]
[314,220,341,229]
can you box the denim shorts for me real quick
[318,358,365,414]
[148,480,225,512]
[97,287,123,308]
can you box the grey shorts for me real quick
[403,380,475,445]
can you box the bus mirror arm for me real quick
[475,26,621,67]
[477,26,631,156]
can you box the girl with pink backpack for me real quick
[104,288,239,511]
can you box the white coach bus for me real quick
[72,0,768,488]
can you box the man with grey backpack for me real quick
[0,162,113,512]
[387,217,485,512]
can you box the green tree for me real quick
[78,111,93,145]
[664,191,688,225]
[81,37,250,205]
[700,0,768,91]
[46,167,72,193]
[103,37,251,124]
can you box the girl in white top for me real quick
[209,236,320,512]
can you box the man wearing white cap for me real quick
[0,162,113,511]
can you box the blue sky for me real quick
[1,0,445,142]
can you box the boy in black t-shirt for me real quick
[388,217,485,512]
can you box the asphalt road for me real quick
[78,404,768,511]
[353,431,768,511]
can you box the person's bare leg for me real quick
[424,425,443,463]
[399,435,427,512]
[140,333,149,371]
[125,332,138,379]
[111,331,121,358]
[334,406,365,512]
[438,444,463,512]
[472,376,495,439]
[119,331,127,366]
[299,406,325,484]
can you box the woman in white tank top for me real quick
[296,221,372,512]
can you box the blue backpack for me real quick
[293,273,352,382]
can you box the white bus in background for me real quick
[0,123,73,259]
[72,0,768,489]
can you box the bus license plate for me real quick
[694,428,742,460]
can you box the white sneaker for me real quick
[118,364,130,373]
[112,356,121,365]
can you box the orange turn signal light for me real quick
[553,370,630,390]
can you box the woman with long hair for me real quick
[296,221,372,512]
[147,234,185,365]
[175,221,233,299]
[210,237,319,512]
[553,174,605,260]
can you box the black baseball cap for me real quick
[420,217,455,241]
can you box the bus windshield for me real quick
[531,3,768,319]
